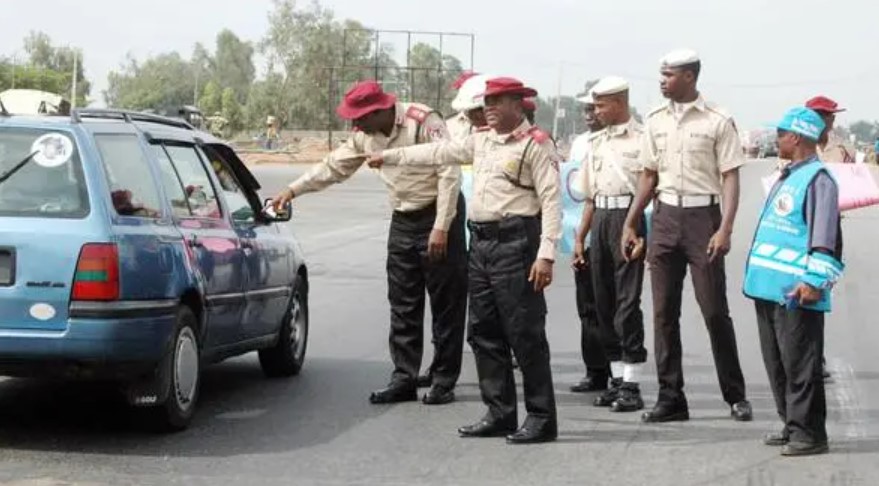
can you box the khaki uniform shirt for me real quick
[447,112,474,141]
[382,119,562,262]
[818,134,855,163]
[641,96,745,195]
[289,103,461,231]
[584,118,643,198]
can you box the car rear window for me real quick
[94,134,163,218]
[0,127,89,218]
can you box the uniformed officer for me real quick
[367,77,562,444]
[805,96,855,163]
[570,89,614,394]
[416,73,491,389]
[576,76,647,413]
[743,107,843,456]
[446,71,482,141]
[621,50,753,423]
[271,80,468,406]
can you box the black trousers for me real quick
[591,207,647,364]
[648,202,746,405]
[467,216,556,422]
[755,300,827,444]
[387,194,468,389]
[574,262,610,376]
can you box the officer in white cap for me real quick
[621,49,753,423]
[576,76,648,413]
[569,87,613,394]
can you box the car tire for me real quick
[145,306,201,432]
[259,279,309,378]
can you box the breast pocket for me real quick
[685,133,715,170]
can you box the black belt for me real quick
[467,216,538,242]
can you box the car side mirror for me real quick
[261,198,292,223]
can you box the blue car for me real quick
[0,108,308,431]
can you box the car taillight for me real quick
[72,243,120,301]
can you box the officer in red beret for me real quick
[272,81,468,407]
[805,96,855,164]
[368,77,562,444]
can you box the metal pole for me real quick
[470,34,475,70]
[374,31,380,80]
[406,32,412,101]
[327,67,334,151]
[551,63,562,139]
[436,34,444,109]
[193,67,199,106]
[71,50,78,109]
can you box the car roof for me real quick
[0,109,261,191]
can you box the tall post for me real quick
[374,30,380,80]
[406,32,412,101]
[71,50,78,109]
[551,63,563,140]
[436,34,444,109]
[327,67,334,151]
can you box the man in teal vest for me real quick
[743,106,844,457]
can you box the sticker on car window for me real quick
[30,133,74,168]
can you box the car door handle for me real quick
[187,236,203,248]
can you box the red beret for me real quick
[805,96,845,114]
[336,80,397,120]
[478,77,538,99]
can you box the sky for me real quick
[2,0,876,130]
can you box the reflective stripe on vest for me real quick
[743,158,833,312]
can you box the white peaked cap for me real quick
[451,74,492,112]
[660,49,700,68]
[590,76,630,97]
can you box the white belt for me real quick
[593,194,633,210]
[657,192,720,208]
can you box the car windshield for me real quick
[0,127,88,218]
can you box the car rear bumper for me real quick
[0,300,178,377]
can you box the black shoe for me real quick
[506,416,558,444]
[368,383,417,404]
[731,400,753,422]
[572,374,610,393]
[763,430,790,446]
[422,385,455,405]
[593,378,622,406]
[781,441,829,456]
[416,374,432,388]
[641,401,689,423]
[611,383,644,413]
[458,417,518,438]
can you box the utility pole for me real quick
[70,49,78,109]
[551,63,563,140]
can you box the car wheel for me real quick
[259,279,309,378]
[145,306,201,432]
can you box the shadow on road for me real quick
[0,356,392,458]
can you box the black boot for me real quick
[593,378,623,407]
[610,382,644,413]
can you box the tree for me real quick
[848,120,878,143]
[22,31,91,104]
[212,30,256,103]
[104,52,196,112]
[407,42,464,116]
[199,81,223,115]
[221,87,243,130]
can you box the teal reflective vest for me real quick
[743,158,844,312]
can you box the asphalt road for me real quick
[0,161,878,486]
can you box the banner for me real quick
[761,162,879,212]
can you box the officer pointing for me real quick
[271,81,468,407]
[367,77,562,444]
[622,49,752,423]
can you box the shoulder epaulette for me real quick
[406,105,430,124]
